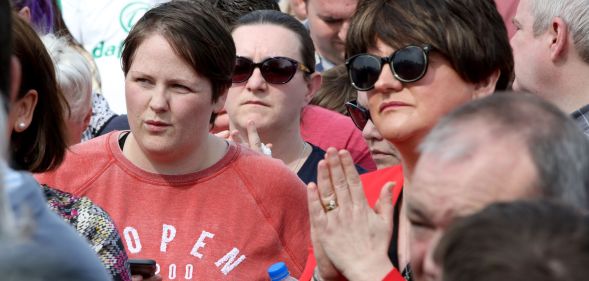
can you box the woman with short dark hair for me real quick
[37,1,310,280]
[303,0,514,280]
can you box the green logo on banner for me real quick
[119,2,151,33]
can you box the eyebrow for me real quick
[318,14,344,21]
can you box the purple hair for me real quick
[12,0,54,34]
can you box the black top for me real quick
[297,143,367,185]
[388,191,413,280]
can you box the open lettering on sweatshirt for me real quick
[123,224,245,280]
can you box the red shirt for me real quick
[36,132,310,280]
[301,105,376,171]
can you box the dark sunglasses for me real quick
[232,56,312,84]
[346,44,432,91]
[345,100,371,130]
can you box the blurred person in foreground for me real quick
[407,93,589,281]
[0,5,109,281]
[435,200,589,281]
[11,15,131,280]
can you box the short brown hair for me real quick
[233,10,316,76]
[12,14,68,172]
[121,0,236,123]
[346,0,513,90]
[310,64,356,115]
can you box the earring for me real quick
[17,122,26,130]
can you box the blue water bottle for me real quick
[268,262,298,281]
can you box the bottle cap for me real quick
[268,262,289,281]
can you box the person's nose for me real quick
[245,67,268,93]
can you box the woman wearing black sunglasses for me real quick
[225,10,368,185]
[303,0,514,280]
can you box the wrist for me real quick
[313,266,346,281]
[343,258,395,281]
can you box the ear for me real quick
[291,0,308,21]
[548,17,569,61]
[212,89,228,114]
[472,69,500,99]
[9,56,22,105]
[83,107,93,129]
[11,90,38,133]
[304,73,322,104]
[18,7,32,23]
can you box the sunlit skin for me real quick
[227,24,312,135]
[225,23,321,170]
[365,40,490,170]
[123,34,227,175]
[510,0,551,95]
[306,0,357,65]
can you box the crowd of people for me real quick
[1,0,589,280]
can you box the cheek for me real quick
[125,84,145,113]
[224,90,241,112]
[409,235,428,271]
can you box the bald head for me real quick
[407,92,589,281]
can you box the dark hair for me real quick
[12,14,68,172]
[122,0,236,124]
[234,10,316,75]
[10,0,54,34]
[421,92,589,209]
[310,64,356,115]
[346,0,513,90]
[209,0,280,26]
[1,0,11,99]
[435,200,589,281]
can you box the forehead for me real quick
[408,139,539,226]
[232,24,302,60]
[514,0,533,21]
[308,0,357,16]
[367,39,395,56]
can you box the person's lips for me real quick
[144,120,171,132]
[243,100,269,107]
[379,101,410,113]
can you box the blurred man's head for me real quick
[406,92,589,281]
[436,200,589,281]
[305,0,357,66]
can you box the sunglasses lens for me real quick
[346,102,369,130]
[261,58,297,84]
[232,57,254,83]
[348,55,382,91]
[392,46,427,82]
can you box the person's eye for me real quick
[322,18,342,25]
[135,78,153,86]
[172,84,191,94]
[409,218,434,236]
